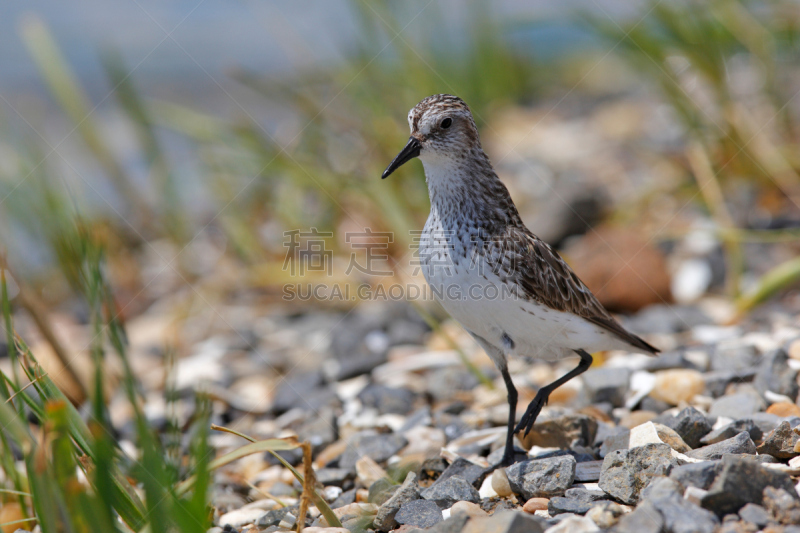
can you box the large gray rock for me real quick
[599,443,675,504]
[686,432,756,460]
[374,471,420,532]
[669,461,722,490]
[395,499,442,528]
[701,455,799,515]
[700,419,761,446]
[506,455,576,499]
[754,349,799,400]
[420,475,479,507]
[643,478,719,533]
[709,392,765,419]
[338,432,408,470]
[756,421,800,459]
[660,406,712,448]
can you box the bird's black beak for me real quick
[382,137,421,179]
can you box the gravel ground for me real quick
[109,293,800,533]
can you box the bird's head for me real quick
[382,94,479,179]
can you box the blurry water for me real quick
[0,0,641,105]
[0,0,643,273]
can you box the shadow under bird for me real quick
[382,94,658,467]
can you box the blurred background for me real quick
[2,0,800,318]
[1,1,800,530]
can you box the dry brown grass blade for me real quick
[687,141,744,297]
[296,441,314,533]
[15,279,87,404]
[727,103,800,206]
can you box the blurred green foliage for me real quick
[0,0,799,528]
[585,0,800,300]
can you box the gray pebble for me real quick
[644,478,719,533]
[701,455,797,515]
[754,348,799,400]
[700,419,761,445]
[709,392,765,419]
[420,474,480,507]
[686,432,756,460]
[338,431,408,471]
[711,344,758,371]
[374,471,420,532]
[395,499,443,528]
[763,486,800,525]
[659,406,712,448]
[599,443,675,505]
[357,383,416,415]
[434,456,487,488]
[737,503,770,528]
[756,421,800,459]
[669,461,723,490]
[506,455,576,500]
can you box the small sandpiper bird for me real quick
[382,94,658,466]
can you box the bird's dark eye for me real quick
[441,118,452,129]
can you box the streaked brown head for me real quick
[382,94,480,179]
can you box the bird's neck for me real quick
[421,147,522,233]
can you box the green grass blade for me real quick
[736,257,800,314]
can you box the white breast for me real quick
[420,212,630,362]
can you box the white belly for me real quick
[420,223,628,362]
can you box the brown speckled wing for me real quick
[487,226,658,355]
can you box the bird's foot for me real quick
[513,389,549,437]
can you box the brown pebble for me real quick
[619,410,657,429]
[355,488,370,502]
[650,369,704,405]
[450,501,486,518]
[0,503,24,533]
[523,497,549,513]
[579,405,613,423]
[767,402,800,418]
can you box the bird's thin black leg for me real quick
[499,366,518,467]
[514,349,593,437]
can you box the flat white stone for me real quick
[625,371,656,409]
[218,508,266,528]
[684,486,708,506]
[479,475,498,499]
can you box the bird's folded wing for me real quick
[486,226,658,354]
